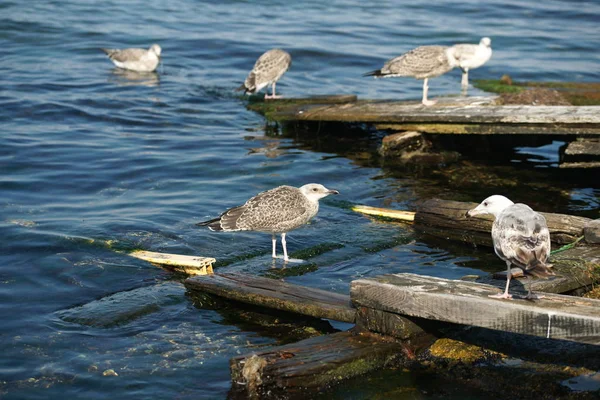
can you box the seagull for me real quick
[364,45,457,106]
[197,184,339,262]
[101,44,162,72]
[237,49,292,99]
[466,195,554,300]
[449,37,492,92]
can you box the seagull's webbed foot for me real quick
[422,99,437,106]
[265,94,282,100]
[488,292,513,300]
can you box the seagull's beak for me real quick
[466,208,482,217]
[328,189,340,195]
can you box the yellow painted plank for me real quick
[352,205,415,222]
[130,250,215,275]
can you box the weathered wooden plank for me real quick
[565,138,600,156]
[374,122,600,135]
[184,273,355,323]
[129,250,215,275]
[414,198,590,245]
[351,273,600,345]
[229,331,403,398]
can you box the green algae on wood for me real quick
[473,79,600,105]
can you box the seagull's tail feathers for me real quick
[522,250,554,278]
[196,217,223,231]
[363,69,384,78]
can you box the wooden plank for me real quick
[184,273,356,323]
[414,198,590,245]
[565,138,600,156]
[352,205,415,222]
[351,273,600,345]
[129,250,215,275]
[229,331,403,398]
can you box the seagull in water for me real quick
[237,49,292,99]
[364,45,457,106]
[101,44,162,72]
[466,195,554,300]
[449,37,492,92]
[197,184,339,262]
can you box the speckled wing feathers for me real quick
[243,49,291,93]
[102,48,147,63]
[212,186,317,233]
[382,46,452,79]
[492,204,552,276]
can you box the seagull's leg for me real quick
[266,82,281,100]
[281,233,289,262]
[489,262,513,299]
[525,275,545,300]
[422,78,437,106]
[461,68,469,93]
[271,234,277,259]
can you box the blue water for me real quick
[1,0,599,398]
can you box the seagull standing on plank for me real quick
[466,195,553,300]
[237,49,292,99]
[197,184,339,262]
[364,45,458,106]
[449,37,492,92]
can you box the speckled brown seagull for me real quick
[101,44,162,72]
[197,184,339,262]
[364,45,457,106]
[466,195,554,300]
[237,49,291,99]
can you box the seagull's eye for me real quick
[312,188,318,191]
[483,201,489,206]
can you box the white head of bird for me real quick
[466,195,514,218]
[300,183,339,202]
[150,44,162,57]
[480,37,491,48]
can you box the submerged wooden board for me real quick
[130,250,215,275]
[351,273,600,345]
[185,273,356,323]
[229,331,403,398]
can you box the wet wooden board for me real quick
[130,250,215,275]
[351,273,600,345]
[229,331,403,398]
[252,97,600,135]
[414,198,590,245]
[185,273,356,323]
[352,205,415,222]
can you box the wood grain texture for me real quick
[414,198,590,245]
[351,273,600,345]
[185,273,355,323]
[229,331,403,397]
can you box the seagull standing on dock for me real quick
[237,49,292,99]
[363,45,458,106]
[102,44,162,72]
[449,37,492,92]
[466,195,553,300]
[197,184,339,262]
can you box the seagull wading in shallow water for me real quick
[197,184,339,262]
[466,195,554,300]
[449,37,492,91]
[364,45,458,106]
[237,49,292,99]
[101,44,162,72]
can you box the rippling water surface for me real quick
[1,0,599,398]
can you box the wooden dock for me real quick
[249,96,600,136]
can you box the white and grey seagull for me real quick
[237,49,292,99]
[449,37,492,92]
[101,44,162,72]
[197,184,339,262]
[466,195,554,300]
[364,45,458,106]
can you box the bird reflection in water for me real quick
[108,68,160,87]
